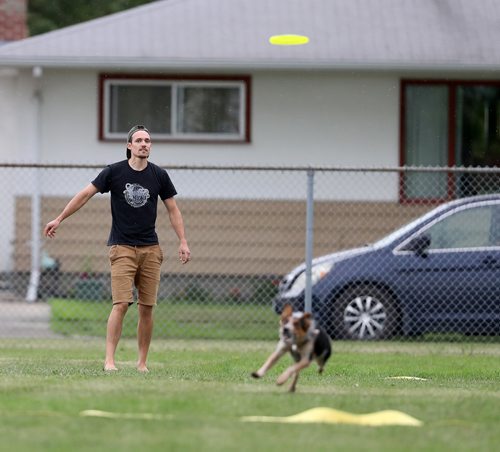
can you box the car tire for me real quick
[332,285,400,340]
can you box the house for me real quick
[0,0,499,169]
[0,0,499,279]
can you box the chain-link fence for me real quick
[1,164,499,343]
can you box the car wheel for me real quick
[333,285,399,340]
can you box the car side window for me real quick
[424,205,494,250]
[490,205,500,246]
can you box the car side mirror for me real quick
[405,234,431,256]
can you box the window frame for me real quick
[400,79,500,203]
[99,73,251,143]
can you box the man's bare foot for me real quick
[137,365,149,373]
[104,363,118,371]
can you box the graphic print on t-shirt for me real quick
[123,183,150,208]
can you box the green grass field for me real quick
[0,339,499,451]
[49,298,278,340]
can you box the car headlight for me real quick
[286,261,334,297]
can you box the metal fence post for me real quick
[304,168,315,313]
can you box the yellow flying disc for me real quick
[242,407,423,427]
[269,34,309,46]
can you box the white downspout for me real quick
[25,66,43,303]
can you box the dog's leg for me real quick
[316,357,326,374]
[288,372,299,392]
[276,359,310,386]
[315,343,332,374]
[251,348,287,379]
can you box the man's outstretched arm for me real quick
[44,183,99,238]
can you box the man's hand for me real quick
[44,219,61,238]
[178,241,191,264]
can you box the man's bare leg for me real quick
[137,304,154,372]
[104,303,129,371]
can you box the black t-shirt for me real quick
[91,160,177,246]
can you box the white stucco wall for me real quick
[2,68,403,196]
[33,69,401,167]
[251,71,400,167]
[0,69,41,272]
[0,68,402,271]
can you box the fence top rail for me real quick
[0,163,499,174]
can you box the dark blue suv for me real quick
[274,194,500,340]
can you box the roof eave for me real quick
[0,56,499,72]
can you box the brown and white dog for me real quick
[251,304,332,392]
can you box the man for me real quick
[44,125,191,372]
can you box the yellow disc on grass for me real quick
[269,34,310,46]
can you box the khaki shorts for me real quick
[108,244,164,306]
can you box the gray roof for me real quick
[0,0,499,70]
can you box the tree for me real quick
[28,0,157,36]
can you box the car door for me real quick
[394,201,500,334]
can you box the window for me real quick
[100,75,250,142]
[401,81,500,201]
[424,205,493,250]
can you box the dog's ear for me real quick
[281,304,293,318]
[300,313,312,331]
